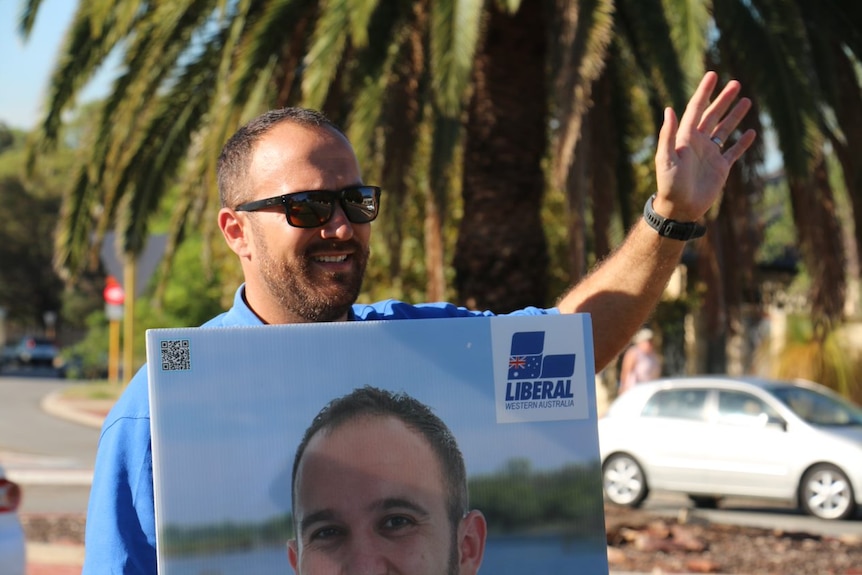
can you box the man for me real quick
[619,327,662,393]
[288,386,486,575]
[83,71,755,572]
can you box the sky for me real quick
[0,0,115,130]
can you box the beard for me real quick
[254,233,369,323]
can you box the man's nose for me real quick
[320,203,354,240]
[342,534,391,575]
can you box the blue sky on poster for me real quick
[0,0,116,130]
[148,317,600,525]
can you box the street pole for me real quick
[109,318,120,384]
[123,260,136,385]
[103,278,125,385]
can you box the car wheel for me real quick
[688,495,720,509]
[603,454,649,507]
[799,464,856,520]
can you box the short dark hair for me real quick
[217,107,343,208]
[291,386,469,526]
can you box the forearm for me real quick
[557,219,684,370]
[554,72,754,371]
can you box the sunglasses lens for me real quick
[342,187,380,224]
[280,187,379,227]
[287,193,334,228]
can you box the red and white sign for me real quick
[103,278,126,306]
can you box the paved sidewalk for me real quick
[20,391,106,574]
[27,542,84,574]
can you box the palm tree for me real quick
[709,0,862,335]
[20,0,485,305]
[21,0,862,373]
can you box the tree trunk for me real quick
[568,127,589,281]
[788,154,847,332]
[455,1,549,312]
[586,62,618,261]
[828,42,862,303]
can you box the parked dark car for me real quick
[6,336,61,368]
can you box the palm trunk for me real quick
[828,42,862,295]
[788,155,847,334]
[587,63,618,261]
[454,1,549,312]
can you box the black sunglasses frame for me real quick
[235,186,381,229]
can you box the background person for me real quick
[82,71,755,573]
[618,327,662,394]
[288,386,485,575]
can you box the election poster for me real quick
[147,314,609,574]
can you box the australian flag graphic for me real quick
[508,331,576,380]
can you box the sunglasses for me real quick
[235,186,381,228]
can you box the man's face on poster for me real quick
[288,415,485,575]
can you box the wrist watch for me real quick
[642,195,706,241]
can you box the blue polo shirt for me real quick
[82,285,556,573]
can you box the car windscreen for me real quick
[769,385,862,426]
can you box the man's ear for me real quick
[457,510,487,575]
[287,538,300,573]
[218,207,251,258]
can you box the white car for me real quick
[0,464,25,574]
[599,376,862,520]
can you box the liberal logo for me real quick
[504,331,576,404]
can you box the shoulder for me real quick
[351,300,489,320]
[102,367,151,429]
[351,300,557,320]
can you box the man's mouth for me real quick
[313,254,348,263]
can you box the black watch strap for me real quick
[643,195,706,241]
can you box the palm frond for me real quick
[661,0,709,85]
[229,0,317,108]
[713,0,820,178]
[302,0,355,109]
[17,0,45,37]
[550,0,615,191]
[615,0,688,117]
[430,0,483,116]
[112,31,227,256]
[30,0,143,147]
[53,167,99,278]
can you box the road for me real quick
[632,490,862,538]
[1,373,861,537]
[0,375,99,514]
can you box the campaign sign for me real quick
[147,314,608,574]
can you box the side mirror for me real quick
[766,417,787,431]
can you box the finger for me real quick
[722,128,757,164]
[710,97,752,143]
[678,72,719,133]
[697,80,743,134]
[656,106,679,169]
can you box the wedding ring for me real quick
[710,135,724,148]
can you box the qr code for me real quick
[160,339,191,371]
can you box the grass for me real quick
[61,381,125,401]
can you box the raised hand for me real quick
[654,71,757,222]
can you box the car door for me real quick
[635,387,713,491]
[705,389,796,497]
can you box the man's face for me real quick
[289,415,485,575]
[234,122,371,323]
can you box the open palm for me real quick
[654,72,757,221]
